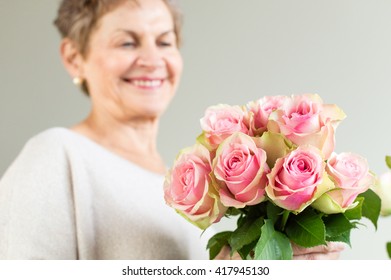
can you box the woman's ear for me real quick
[60,38,84,80]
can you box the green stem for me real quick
[280,210,290,231]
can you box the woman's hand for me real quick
[213,245,242,260]
[213,242,346,260]
[292,242,346,260]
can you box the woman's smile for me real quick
[123,77,165,90]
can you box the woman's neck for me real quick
[71,111,167,175]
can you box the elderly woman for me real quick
[0,0,344,260]
[0,0,205,260]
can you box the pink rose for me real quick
[312,152,375,213]
[268,94,346,159]
[164,143,227,229]
[373,171,391,216]
[212,132,270,208]
[266,145,334,213]
[199,104,250,150]
[247,95,287,136]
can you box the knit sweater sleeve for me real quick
[0,130,77,259]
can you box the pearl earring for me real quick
[73,77,82,86]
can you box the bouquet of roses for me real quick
[164,93,380,260]
[373,155,391,258]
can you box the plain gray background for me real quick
[1,0,391,259]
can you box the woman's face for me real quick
[80,0,183,121]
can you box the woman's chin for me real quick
[131,106,168,120]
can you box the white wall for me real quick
[1,0,390,259]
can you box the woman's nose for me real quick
[136,44,164,69]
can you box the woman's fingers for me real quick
[292,241,346,260]
[213,245,242,260]
[293,251,342,260]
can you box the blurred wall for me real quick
[1,0,390,259]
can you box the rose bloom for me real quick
[266,145,334,213]
[257,131,294,169]
[212,132,269,208]
[246,95,287,136]
[199,104,249,150]
[164,143,226,230]
[268,94,346,159]
[312,152,375,214]
[373,171,391,216]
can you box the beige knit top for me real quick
[0,128,210,260]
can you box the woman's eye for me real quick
[158,41,173,47]
[122,42,136,47]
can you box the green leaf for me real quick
[237,214,245,228]
[323,213,353,246]
[238,239,258,260]
[266,201,283,226]
[358,189,381,229]
[326,230,351,247]
[323,214,354,238]
[386,156,391,170]
[225,207,242,216]
[344,197,364,220]
[207,231,232,260]
[387,242,391,259]
[229,217,264,253]
[285,208,326,247]
[254,219,293,260]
